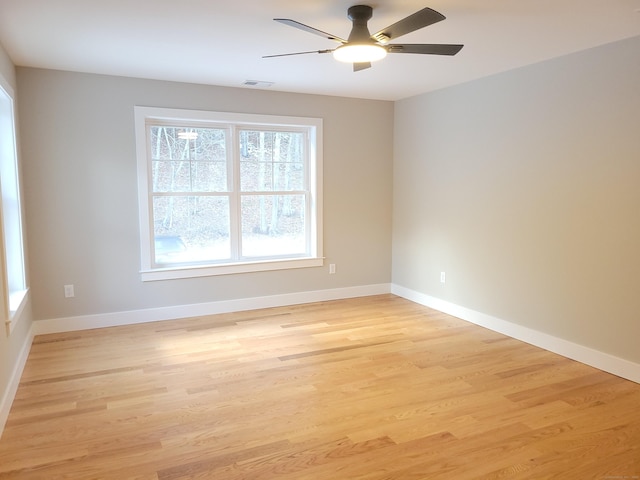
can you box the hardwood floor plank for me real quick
[156,439,291,480]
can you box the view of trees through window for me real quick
[149,125,307,265]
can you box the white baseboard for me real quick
[33,283,392,335]
[391,284,640,384]
[0,323,35,438]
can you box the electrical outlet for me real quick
[64,284,75,298]
[440,272,446,284]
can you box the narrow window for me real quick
[0,77,27,333]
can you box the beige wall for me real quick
[0,44,15,89]
[0,41,34,425]
[17,68,394,321]
[393,35,640,363]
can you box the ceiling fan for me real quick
[264,5,463,72]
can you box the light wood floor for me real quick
[1,294,639,479]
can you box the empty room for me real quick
[0,1,639,478]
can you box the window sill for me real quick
[6,288,29,335]
[140,257,324,282]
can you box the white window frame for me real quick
[134,106,323,281]
[0,74,28,334]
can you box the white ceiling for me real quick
[1,0,639,101]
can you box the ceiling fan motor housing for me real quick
[347,5,375,43]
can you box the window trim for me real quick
[0,73,28,334]
[134,106,323,281]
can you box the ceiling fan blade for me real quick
[387,44,464,56]
[353,62,371,72]
[274,19,347,43]
[372,7,445,43]
[263,49,333,58]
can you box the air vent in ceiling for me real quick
[242,80,274,87]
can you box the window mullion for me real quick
[229,125,241,261]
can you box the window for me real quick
[135,107,323,281]
[0,76,27,333]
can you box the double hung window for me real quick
[135,107,323,281]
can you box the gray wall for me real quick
[17,69,394,321]
[393,35,640,363]
[0,41,33,419]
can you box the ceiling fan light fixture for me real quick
[332,44,387,63]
